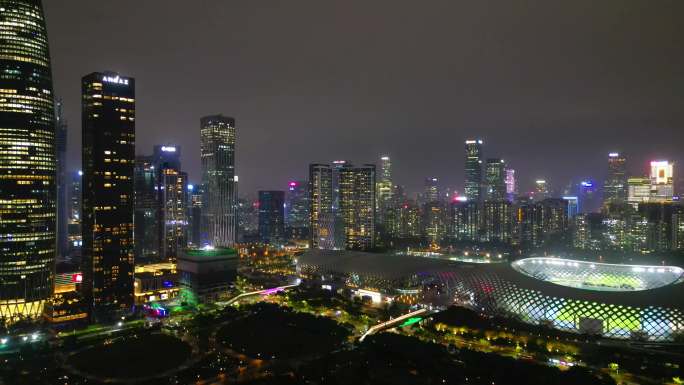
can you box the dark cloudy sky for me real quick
[43,0,684,196]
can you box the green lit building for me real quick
[0,0,56,324]
[177,247,238,303]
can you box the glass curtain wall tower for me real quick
[604,152,627,206]
[200,115,237,247]
[464,139,484,202]
[309,164,333,249]
[0,0,56,323]
[339,164,376,250]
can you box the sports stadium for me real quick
[297,250,684,341]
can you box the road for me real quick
[359,308,429,342]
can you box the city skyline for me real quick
[42,1,684,196]
[2,2,684,384]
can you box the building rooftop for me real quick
[298,250,684,308]
[179,247,239,262]
[512,257,684,292]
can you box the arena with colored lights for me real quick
[297,250,684,341]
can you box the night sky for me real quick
[44,0,684,196]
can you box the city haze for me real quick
[44,0,684,195]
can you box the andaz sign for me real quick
[102,75,129,85]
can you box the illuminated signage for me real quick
[71,273,83,283]
[102,75,129,85]
[608,152,620,158]
[161,146,176,152]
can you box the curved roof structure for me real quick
[299,250,684,340]
[298,250,684,310]
[512,257,684,292]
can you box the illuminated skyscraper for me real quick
[388,200,422,239]
[627,177,652,208]
[450,198,479,241]
[159,168,188,261]
[82,72,136,319]
[423,202,446,244]
[331,160,349,249]
[515,198,568,249]
[650,160,674,202]
[505,168,517,200]
[339,164,376,250]
[68,171,83,259]
[424,177,440,203]
[485,158,506,201]
[376,156,393,224]
[285,180,309,240]
[534,180,549,201]
[481,200,512,243]
[577,180,600,213]
[309,164,333,249]
[562,196,579,219]
[133,156,158,262]
[464,139,484,202]
[151,145,187,261]
[604,153,627,205]
[188,185,202,247]
[258,190,285,245]
[200,115,237,247]
[0,0,56,323]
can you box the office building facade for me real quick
[0,0,56,323]
[604,153,627,205]
[81,71,136,319]
[339,164,376,250]
[258,190,285,245]
[309,164,334,249]
[134,156,158,262]
[285,180,309,240]
[464,139,484,202]
[200,115,237,247]
[485,158,506,201]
